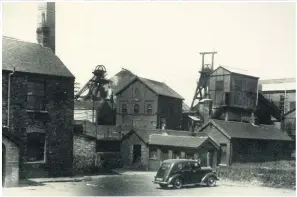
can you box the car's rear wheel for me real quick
[159,184,167,189]
[206,176,216,187]
[173,178,183,189]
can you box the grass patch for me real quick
[217,160,296,189]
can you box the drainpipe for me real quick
[7,68,16,128]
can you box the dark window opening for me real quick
[134,104,139,114]
[134,88,140,98]
[122,104,127,114]
[215,80,224,91]
[290,101,296,110]
[132,144,141,164]
[219,143,227,165]
[225,93,230,106]
[27,81,46,110]
[149,148,157,159]
[172,151,180,159]
[185,152,194,159]
[147,104,152,114]
[26,132,46,162]
[74,124,83,134]
[182,162,192,170]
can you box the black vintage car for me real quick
[153,159,219,189]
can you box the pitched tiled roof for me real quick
[2,37,74,78]
[148,134,210,148]
[122,128,193,143]
[114,75,184,100]
[211,119,292,141]
[109,69,136,93]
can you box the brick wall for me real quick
[2,136,19,187]
[73,134,96,174]
[2,71,74,178]
[157,96,182,130]
[121,133,149,169]
[200,123,231,166]
[116,80,158,129]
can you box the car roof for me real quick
[162,159,197,164]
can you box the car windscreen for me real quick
[156,163,171,178]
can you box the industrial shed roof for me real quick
[207,119,293,141]
[2,37,74,78]
[148,134,219,149]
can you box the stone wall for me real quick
[121,132,149,169]
[2,136,19,187]
[73,134,96,174]
[2,71,74,178]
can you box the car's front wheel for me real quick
[173,178,183,189]
[206,176,216,187]
[159,184,167,189]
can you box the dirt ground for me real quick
[2,171,296,196]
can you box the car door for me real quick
[190,161,204,183]
[181,162,192,184]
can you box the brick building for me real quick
[115,75,184,131]
[121,129,219,170]
[2,36,75,178]
[198,119,293,166]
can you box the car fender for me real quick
[168,174,184,184]
[201,172,219,183]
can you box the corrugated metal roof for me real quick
[149,134,208,148]
[2,37,74,78]
[212,119,292,141]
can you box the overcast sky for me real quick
[2,2,296,105]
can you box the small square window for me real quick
[215,80,224,91]
[149,148,157,159]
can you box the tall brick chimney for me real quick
[36,2,55,53]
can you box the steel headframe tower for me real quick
[190,52,217,110]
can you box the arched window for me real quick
[134,88,140,98]
[134,104,139,114]
[147,104,152,114]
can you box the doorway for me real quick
[132,145,141,164]
[2,143,6,186]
